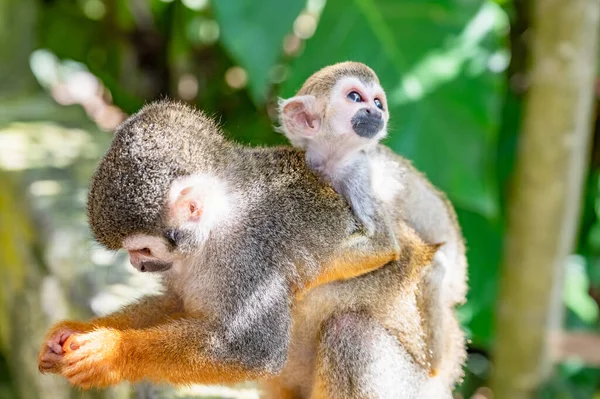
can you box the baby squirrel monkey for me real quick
[278,62,467,377]
[278,62,389,235]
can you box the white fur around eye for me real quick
[327,77,389,138]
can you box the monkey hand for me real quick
[55,328,125,388]
[38,321,125,388]
[38,320,92,374]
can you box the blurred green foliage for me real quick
[2,0,600,397]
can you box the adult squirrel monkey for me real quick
[38,99,466,398]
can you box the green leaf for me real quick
[282,0,509,216]
[455,207,503,348]
[213,0,305,104]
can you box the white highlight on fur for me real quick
[363,336,426,398]
[370,156,403,203]
[227,274,288,337]
[433,249,463,306]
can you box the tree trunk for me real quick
[491,0,600,398]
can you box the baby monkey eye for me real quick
[374,98,384,110]
[347,91,363,103]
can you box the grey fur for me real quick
[87,100,398,374]
[317,311,426,399]
[87,101,232,249]
[278,62,388,237]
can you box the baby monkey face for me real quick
[328,76,389,140]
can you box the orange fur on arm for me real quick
[56,317,264,388]
[298,247,398,300]
[89,291,184,330]
[38,291,185,378]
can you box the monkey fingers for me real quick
[38,350,64,373]
[59,328,123,388]
[37,320,92,373]
[61,334,78,353]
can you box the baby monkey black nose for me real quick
[351,107,385,138]
[364,107,383,119]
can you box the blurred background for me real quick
[0,0,599,398]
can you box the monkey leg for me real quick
[310,311,426,399]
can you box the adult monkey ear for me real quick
[168,178,206,225]
[278,95,321,142]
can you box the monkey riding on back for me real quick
[37,68,467,398]
[278,62,468,379]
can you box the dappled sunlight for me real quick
[30,49,126,131]
[0,123,101,170]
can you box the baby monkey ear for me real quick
[278,95,321,140]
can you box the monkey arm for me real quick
[45,317,275,388]
[299,224,400,296]
[39,283,291,388]
[42,290,183,338]
[37,290,184,374]
[41,316,288,388]
[89,290,184,329]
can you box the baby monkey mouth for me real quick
[351,108,384,138]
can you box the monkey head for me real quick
[120,172,233,273]
[278,62,389,150]
[87,101,235,274]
